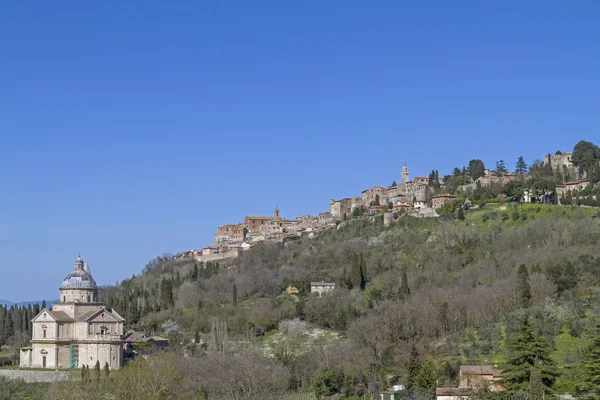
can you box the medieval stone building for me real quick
[20,255,125,370]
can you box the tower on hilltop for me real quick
[274,206,280,218]
[401,164,410,185]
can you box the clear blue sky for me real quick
[0,1,598,302]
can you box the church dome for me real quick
[61,255,97,289]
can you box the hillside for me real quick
[97,202,600,397]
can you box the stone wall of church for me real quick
[31,344,57,369]
[60,288,98,303]
[78,343,123,369]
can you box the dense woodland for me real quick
[2,140,600,400]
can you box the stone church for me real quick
[20,255,125,369]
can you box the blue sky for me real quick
[0,1,598,301]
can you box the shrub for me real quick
[502,213,509,221]
[512,211,520,221]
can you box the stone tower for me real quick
[401,164,410,185]
[274,206,280,218]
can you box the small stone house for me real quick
[310,282,336,296]
[436,365,503,400]
[431,194,456,208]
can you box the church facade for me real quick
[20,255,125,369]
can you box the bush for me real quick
[502,213,509,221]
[482,214,490,222]
[512,211,520,221]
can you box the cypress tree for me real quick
[517,264,532,308]
[41,300,46,310]
[233,284,238,307]
[406,343,421,390]
[457,206,465,220]
[104,362,110,378]
[502,315,558,394]
[350,253,361,290]
[399,268,410,300]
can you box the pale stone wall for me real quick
[0,369,75,383]
[194,250,239,263]
[60,288,98,303]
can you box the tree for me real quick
[496,160,507,177]
[515,156,528,175]
[502,315,558,394]
[399,268,410,300]
[572,140,600,183]
[457,207,465,221]
[359,253,368,285]
[528,363,544,400]
[406,344,421,390]
[104,362,110,378]
[233,284,238,307]
[468,159,486,181]
[160,278,174,309]
[41,300,46,310]
[517,264,532,309]
[392,180,397,186]
[577,321,600,398]
[94,360,101,381]
[413,358,439,396]
[190,264,199,281]
[350,254,361,290]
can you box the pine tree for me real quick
[502,315,558,393]
[516,156,529,175]
[406,343,421,390]
[577,321,600,398]
[399,268,410,301]
[528,363,545,400]
[517,264,532,309]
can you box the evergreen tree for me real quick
[191,264,199,281]
[41,300,46,310]
[528,363,545,400]
[399,268,410,300]
[413,358,438,396]
[468,159,486,181]
[406,344,421,390]
[350,253,361,290]
[194,328,200,344]
[517,264,532,308]
[160,278,174,309]
[94,360,101,381]
[502,315,558,393]
[359,253,367,286]
[516,156,529,174]
[496,160,507,177]
[576,321,600,398]
[233,284,238,307]
[457,206,465,221]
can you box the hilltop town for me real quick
[177,142,597,263]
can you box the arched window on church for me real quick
[100,326,108,335]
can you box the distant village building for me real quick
[123,331,168,359]
[431,194,456,208]
[20,255,125,370]
[310,282,336,296]
[556,178,590,197]
[393,199,413,213]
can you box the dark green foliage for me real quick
[104,362,110,377]
[469,159,486,181]
[496,160,507,176]
[160,277,174,309]
[517,264,532,309]
[572,140,600,183]
[516,156,529,174]
[413,358,438,396]
[457,207,465,220]
[406,344,420,390]
[576,322,600,398]
[512,211,520,221]
[502,315,558,393]
[233,283,238,307]
[545,260,578,295]
[528,364,545,400]
[399,268,410,301]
